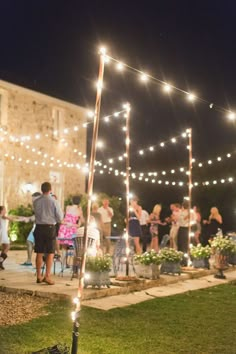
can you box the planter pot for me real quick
[160,261,181,275]
[136,264,160,279]
[214,253,229,279]
[84,270,111,289]
[228,253,236,265]
[192,258,210,269]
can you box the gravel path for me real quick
[0,292,50,326]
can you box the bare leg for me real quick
[26,240,34,263]
[134,237,142,254]
[36,253,43,279]
[45,253,54,279]
[151,236,159,252]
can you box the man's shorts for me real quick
[34,224,56,254]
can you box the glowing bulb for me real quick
[198,163,203,167]
[213,180,217,184]
[160,142,165,147]
[187,93,196,101]
[96,80,103,91]
[163,83,172,93]
[149,146,154,151]
[208,160,212,164]
[99,46,107,55]
[96,140,104,148]
[217,157,221,161]
[229,177,233,182]
[171,138,176,143]
[140,73,149,82]
[221,179,225,183]
[104,116,110,122]
[116,62,124,71]
[139,150,144,155]
[228,112,235,120]
[171,169,175,173]
[87,110,94,118]
[227,153,231,158]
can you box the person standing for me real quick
[0,206,18,270]
[140,208,150,252]
[128,198,142,254]
[148,204,162,252]
[169,203,181,250]
[58,195,84,267]
[98,199,114,254]
[33,182,63,285]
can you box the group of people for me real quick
[0,182,115,285]
[127,198,223,263]
[0,185,224,281]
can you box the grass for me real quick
[1,284,236,354]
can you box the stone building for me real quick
[0,79,87,211]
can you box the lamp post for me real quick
[188,128,193,263]
[71,49,105,354]
[124,103,131,276]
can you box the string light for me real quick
[102,51,235,117]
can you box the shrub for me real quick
[8,205,34,243]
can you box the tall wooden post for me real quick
[71,51,105,354]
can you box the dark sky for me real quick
[1,1,236,224]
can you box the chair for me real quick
[71,235,96,280]
[112,236,136,276]
[160,234,170,249]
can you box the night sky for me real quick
[1,1,236,228]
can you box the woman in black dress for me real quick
[202,207,223,245]
[128,198,142,254]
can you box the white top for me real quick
[140,210,149,226]
[98,206,114,223]
[0,217,10,244]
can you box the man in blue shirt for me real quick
[33,182,63,285]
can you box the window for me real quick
[52,107,64,139]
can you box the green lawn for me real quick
[1,284,236,354]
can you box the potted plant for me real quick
[159,248,183,275]
[84,255,112,288]
[210,236,235,279]
[190,244,211,269]
[134,250,162,279]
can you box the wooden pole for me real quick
[125,104,131,276]
[71,52,105,354]
[188,128,193,260]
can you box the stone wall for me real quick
[0,80,87,211]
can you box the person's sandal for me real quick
[43,277,55,285]
[36,277,44,283]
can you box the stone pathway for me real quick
[82,270,236,310]
[1,250,236,310]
